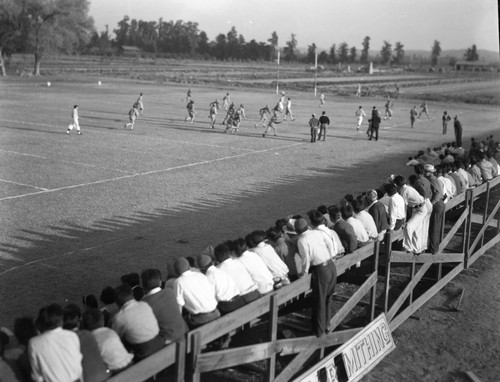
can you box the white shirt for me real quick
[175,270,218,314]
[205,265,240,302]
[346,217,370,243]
[457,168,470,189]
[438,175,456,203]
[236,251,274,294]
[388,193,406,229]
[399,184,424,207]
[315,224,340,257]
[28,327,82,382]
[296,229,333,275]
[353,211,378,239]
[92,327,133,371]
[251,242,289,279]
[217,257,259,295]
[112,300,160,345]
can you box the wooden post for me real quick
[409,262,415,304]
[188,333,201,382]
[176,339,186,382]
[267,295,278,382]
[481,182,491,248]
[464,190,473,269]
[370,240,380,321]
[383,231,392,313]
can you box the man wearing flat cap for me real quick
[174,257,220,328]
[295,218,337,337]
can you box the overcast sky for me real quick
[89,0,500,52]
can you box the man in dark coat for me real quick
[369,106,381,141]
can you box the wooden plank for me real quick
[465,371,483,382]
[274,348,317,382]
[189,333,201,382]
[383,231,393,314]
[386,263,431,322]
[267,295,278,382]
[439,208,468,252]
[187,275,312,349]
[468,232,500,266]
[471,213,498,227]
[444,192,467,210]
[328,272,378,332]
[175,339,186,382]
[370,241,380,320]
[335,241,376,274]
[389,262,464,331]
[279,328,361,355]
[108,342,177,382]
[390,251,464,263]
[469,199,500,254]
[197,342,277,372]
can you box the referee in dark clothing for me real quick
[318,111,330,141]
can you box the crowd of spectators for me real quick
[1,135,498,382]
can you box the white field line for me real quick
[0,178,48,191]
[0,149,47,159]
[0,142,303,202]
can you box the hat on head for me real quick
[424,164,436,173]
[312,113,316,117]
[174,257,190,275]
[294,218,309,235]
[386,174,395,184]
[366,189,378,202]
[196,254,213,269]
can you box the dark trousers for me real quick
[218,296,246,314]
[311,260,337,337]
[187,309,220,329]
[241,289,261,304]
[369,125,379,140]
[428,200,445,254]
[311,127,318,142]
[318,125,327,140]
[131,335,165,361]
[455,128,462,147]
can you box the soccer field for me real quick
[0,76,499,324]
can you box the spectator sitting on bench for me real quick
[196,254,246,314]
[174,257,220,329]
[141,268,189,344]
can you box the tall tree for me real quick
[0,0,23,76]
[380,40,392,65]
[307,42,316,64]
[318,50,328,64]
[268,31,278,61]
[337,42,349,63]
[329,43,336,64]
[21,0,94,75]
[431,40,441,66]
[360,35,370,64]
[464,44,479,61]
[349,46,357,63]
[393,41,405,65]
[283,33,297,61]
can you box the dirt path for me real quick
[364,246,500,382]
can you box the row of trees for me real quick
[0,0,481,76]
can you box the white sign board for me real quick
[294,314,395,382]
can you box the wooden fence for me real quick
[108,176,500,382]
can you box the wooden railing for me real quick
[108,176,500,382]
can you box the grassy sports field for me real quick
[0,65,499,379]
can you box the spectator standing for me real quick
[295,218,337,337]
[442,111,451,135]
[410,106,418,128]
[318,111,330,141]
[454,115,463,147]
[309,113,320,142]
